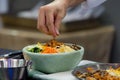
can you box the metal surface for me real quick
[0,59,29,80]
[0,50,23,59]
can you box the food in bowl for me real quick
[72,63,120,80]
[75,67,120,80]
[23,39,84,73]
[27,39,81,54]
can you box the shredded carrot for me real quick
[41,47,58,54]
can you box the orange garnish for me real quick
[42,47,58,54]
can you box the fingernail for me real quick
[55,28,59,35]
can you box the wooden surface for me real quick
[2,15,100,32]
[0,25,115,62]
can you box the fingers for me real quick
[45,11,58,37]
[37,7,49,34]
[37,4,65,37]
[54,13,63,35]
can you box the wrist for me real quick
[55,0,86,8]
[54,0,70,8]
[63,0,71,8]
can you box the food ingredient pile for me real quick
[27,39,80,54]
[75,67,120,80]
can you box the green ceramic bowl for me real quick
[22,43,84,73]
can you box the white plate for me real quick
[28,60,96,80]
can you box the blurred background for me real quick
[0,0,119,63]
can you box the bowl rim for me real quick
[0,59,29,68]
[22,43,84,56]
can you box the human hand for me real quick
[37,0,68,37]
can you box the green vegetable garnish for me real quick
[28,47,42,53]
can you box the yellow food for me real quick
[56,45,75,53]
[75,67,120,80]
[107,67,120,77]
[27,39,78,54]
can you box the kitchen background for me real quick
[0,0,119,63]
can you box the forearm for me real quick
[55,0,86,8]
[55,0,106,9]
[65,0,86,7]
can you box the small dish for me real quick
[72,63,120,80]
[27,60,96,80]
[0,59,29,80]
[28,67,77,80]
